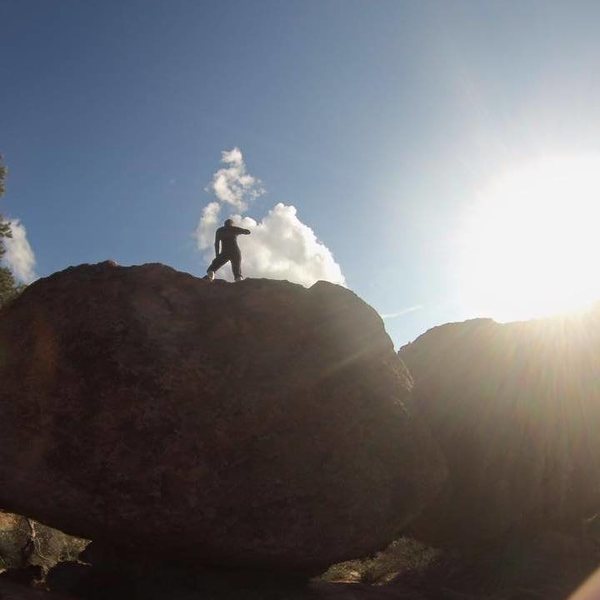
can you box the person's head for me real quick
[224,218,234,227]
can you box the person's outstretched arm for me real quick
[231,226,251,235]
[214,230,221,256]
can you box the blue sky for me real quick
[3,0,600,347]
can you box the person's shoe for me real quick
[235,276,244,282]
[206,270,215,281]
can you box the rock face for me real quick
[399,313,600,545]
[0,262,444,571]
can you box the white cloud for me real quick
[232,204,345,286]
[195,201,221,250]
[3,219,37,283]
[206,147,264,211]
[380,305,423,320]
[196,149,345,287]
[221,147,243,167]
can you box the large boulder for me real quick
[0,262,445,571]
[399,313,600,545]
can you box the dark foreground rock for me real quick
[1,578,426,600]
[399,312,600,545]
[43,541,429,600]
[43,533,600,600]
[0,580,74,600]
[0,262,444,571]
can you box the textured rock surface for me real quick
[0,262,444,570]
[0,512,30,571]
[399,313,600,545]
[0,511,87,575]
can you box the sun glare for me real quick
[458,156,600,322]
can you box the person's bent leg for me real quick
[207,254,229,277]
[231,252,243,281]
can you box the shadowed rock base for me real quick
[0,579,72,599]
[1,578,426,600]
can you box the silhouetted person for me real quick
[206,218,251,282]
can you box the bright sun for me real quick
[459,156,600,322]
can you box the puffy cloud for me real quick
[195,201,221,250]
[231,204,345,286]
[3,219,36,283]
[196,149,345,287]
[206,147,264,211]
[221,147,243,167]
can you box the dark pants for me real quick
[208,251,242,279]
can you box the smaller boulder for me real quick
[400,313,600,545]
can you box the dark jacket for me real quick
[215,225,251,255]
